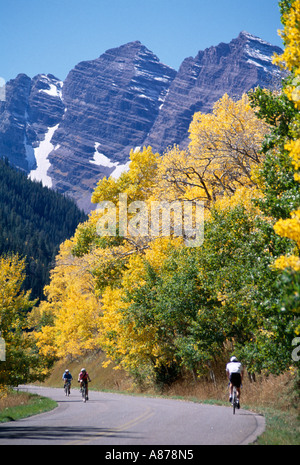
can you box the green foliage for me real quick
[249,87,300,219]
[249,86,296,148]
[254,149,299,219]
[122,248,223,384]
[0,392,57,423]
[279,0,295,25]
[0,158,86,298]
[195,205,297,374]
[108,204,297,384]
[71,222,123,258]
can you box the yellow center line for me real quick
[66,407,154,445]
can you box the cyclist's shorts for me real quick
[230,373,242,387]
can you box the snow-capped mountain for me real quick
[0,32,283,211]
[144,31,284,152]
[242,31,282,73]
[0,73,64,177]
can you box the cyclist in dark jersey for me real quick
[62,369,73,395]
[78,368,91,400]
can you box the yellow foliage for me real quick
[154,94,269,208]
[273,0,300,76]
[144,237,184,271]
[274,254,300,272]
[100,284,158,373]
[35,325,57,358]
[272,1,300,278]
[34,238,102,359]
[214,185,263,215]
[274,208,300,248]
[285,139,300,181]
[273,196,300,275]
[92,146,160,205]
[99,238,184,372]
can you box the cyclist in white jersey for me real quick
[226,356,244,408]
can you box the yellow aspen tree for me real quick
[155,94,269,208]
[34,238,102,359]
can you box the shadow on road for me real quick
[0,425,139,442]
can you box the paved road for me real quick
[0,386,265,446]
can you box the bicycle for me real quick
[228,382,241,414]
[64,381,71,397]
[232,386,239,415]
[80,381,88,402]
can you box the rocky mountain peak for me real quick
[144,32,283,153]
[0,33,283,212]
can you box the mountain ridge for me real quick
[0,32,283,211]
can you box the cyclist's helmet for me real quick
[230,356,238,362]
[65,369,69,372]
[81,368,86,372]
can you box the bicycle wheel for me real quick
[232,387,237,415]
[82,383,87,402]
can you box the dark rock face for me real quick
[0,74,32,171]
[28,74,65,144]
[0,73,64,172]
[0,33,283,211]
[48,41,176,210]
[144,32,284,152]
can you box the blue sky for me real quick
[1,0,283,82]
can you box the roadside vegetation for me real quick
[0,390,57,423]
[0,0,299,446]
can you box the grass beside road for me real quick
[254,406,299,445]
[0,390,57,423]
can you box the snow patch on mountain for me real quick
[90,143,118,168]
[29,124,59,187]
[38,75,64,100]
[241,31,280,74]
[90,142,130,178]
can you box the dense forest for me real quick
[0,158,87,299]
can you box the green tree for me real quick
[117,245,223,385]
[248,87,299,219]
[195,204,297,374]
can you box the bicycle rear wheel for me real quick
[232,388,237,415]
[82,384,87,402]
